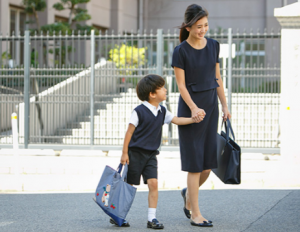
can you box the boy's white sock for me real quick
[148,208,156,222]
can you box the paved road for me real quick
[1,189,299,232]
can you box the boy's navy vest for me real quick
[129,104,166,151]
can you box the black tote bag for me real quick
[212,119,241,184]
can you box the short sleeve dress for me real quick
[172,38,220,172]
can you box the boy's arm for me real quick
[121,123,136,164]
[171,116,201,125]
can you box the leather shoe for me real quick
[190,219,213,227]
[181,188,213,223]
[181,188,191,219]
[110,218,130,227]
[147,218,164,229]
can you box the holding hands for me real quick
[191,107,206,123]
[191,105,231,123]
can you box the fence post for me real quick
[156,29,163,76]
[24,31,30,148]
[227,28,232,113]
[11,113,19,175]
[90,30,95,145]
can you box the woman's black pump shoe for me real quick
[190,219,213,227]
[181,188,213,223]
[181,188,191,219]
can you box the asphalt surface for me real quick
[1,189,299,232]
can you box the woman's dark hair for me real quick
[136,74,165,101]
[179,4,209,42]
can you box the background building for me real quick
[0,0,298,36]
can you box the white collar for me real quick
[143,101,162,113]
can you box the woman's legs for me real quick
[199,169,211,187]
[185,170,211,223]
[186,169,211,209]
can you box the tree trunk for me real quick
[33,8,40,31]
[68,5,74,28]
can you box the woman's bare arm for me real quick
[174,67,205,122]
[215,63,231,120]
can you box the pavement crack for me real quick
[240,191,293,232]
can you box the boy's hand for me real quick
[121,153,129,165]
[191,107,206,122]
[197,110,206,117]
[191,110,206,123]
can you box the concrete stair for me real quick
[53,89,280,148]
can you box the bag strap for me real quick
[117,163,123,174]
[226,119,236,141]
[121,163,128,182]
[222,119,236,141]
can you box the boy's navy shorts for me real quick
[127,147,159,185]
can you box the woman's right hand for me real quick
[191,107,206,123]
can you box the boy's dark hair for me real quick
[136,74,165,101]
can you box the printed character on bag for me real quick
[102,184,111,206]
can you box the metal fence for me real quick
[0,28,281,153]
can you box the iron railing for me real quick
[0,28,281,152]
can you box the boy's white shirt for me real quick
[129,101,174,127]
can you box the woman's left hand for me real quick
[222,106,231,121]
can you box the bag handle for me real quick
[116,163,129,182]
[226,119,235,141]
[222,119,236,141]
[117,163,123,174]
[121,163,129,182]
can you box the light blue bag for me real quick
[94,163,136,226]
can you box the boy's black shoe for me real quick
[109,218,130,227]
[147,219,164,229]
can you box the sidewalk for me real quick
[0,149,300,192]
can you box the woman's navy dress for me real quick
[172,38,220,172]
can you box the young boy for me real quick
[110,74,203,229]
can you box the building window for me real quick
[92,24,108,34]
[55,16,69,23]
[9,7,27,35]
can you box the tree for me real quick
[40,0,95,35]
[22,0,47,31]
[53,0,91,29]
[22,1,47,138]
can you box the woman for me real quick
[171,4,231,227]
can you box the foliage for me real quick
[40,22,71,35]
[22,0,47,31]
[1,52,11,68]
[1,52,11,60]
[23,0,46,14]
[48,45,73,66]
[52,0,91,27]
[39,0,95,35]
[108,44,147,72]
